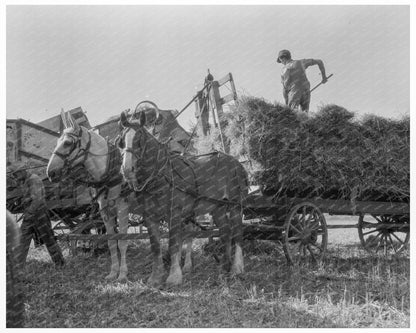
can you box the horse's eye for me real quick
[63,140,72,147]
[118,139,124,149]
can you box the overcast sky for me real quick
[6,5,410,130]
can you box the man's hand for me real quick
[321,75,328,84]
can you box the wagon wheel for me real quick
[52,220,72,248]
[69,220,107,256]
[50,212,83,250]
[283,202,328,265]
[358,214,409,255]
[52,216,82,234]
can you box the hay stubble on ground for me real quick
[21,216,409,328]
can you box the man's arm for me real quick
[302,59,328,83]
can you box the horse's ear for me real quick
[138,111,146,127]
[67,111,80,132]
[61,109,69,129]
[120,111,130,128]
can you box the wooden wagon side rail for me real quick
[245,194,409,215]
[306,198,409,216]
[326,222,409,230]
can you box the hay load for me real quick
[219,96,409,202]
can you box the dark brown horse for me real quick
[118,109,248,286]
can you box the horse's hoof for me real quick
[166,274,183,287]
[182,264,192,274]
[117,275,128,283]
[232,266,244,276]
[105,273,118,281]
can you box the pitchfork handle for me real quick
[310,73,333,93]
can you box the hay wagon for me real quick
[191,71,410,264]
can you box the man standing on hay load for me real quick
[277,49,328,112]
[10,164,65,268]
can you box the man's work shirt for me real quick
[281,59,315,93]
[22,174,46,215]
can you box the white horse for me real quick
[47,111,132,281]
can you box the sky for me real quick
[5,4,411,131]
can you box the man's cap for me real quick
[277,49,291,63]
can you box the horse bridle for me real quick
[120,125,171,192]
[52,127,92,172]
[119,127,143,161]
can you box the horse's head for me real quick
[117,101,161,189]
[46,110,87,182]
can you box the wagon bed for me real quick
[243,191,409,263]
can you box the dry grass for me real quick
[20,219,409,328]
[198,96,410,202]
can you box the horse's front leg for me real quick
[182,223,194,273]
[101,207,119,280]
[117,198,130,282]
[166,207,184,286]
[230,207,244,275]
[144,212,164,287]
[214,206,232,273]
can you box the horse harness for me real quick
[124,132,243,209]
[53,127,128,201]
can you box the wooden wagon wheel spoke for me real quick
[283,202,327,265]
[297,214,306,228]
[364,231,383,253]
[375,233,387,254]
[362,228,380,236]
[387,234,397,253]
[300,209,314,227]
[358,213,409,255]
[374,235,383,253]
[372,215,384,224]
[305,213,317,226]
[390,231,407,246]
[308,220,320,231]
[301,206,308,222]
[383,235,389,256]
[289,222,303,234]
[368,231,383,247]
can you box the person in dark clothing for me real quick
[6,209,25,328]
[11,164,65,267]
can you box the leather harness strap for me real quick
[54,127,127,199]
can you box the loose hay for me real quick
[196,96,409,202]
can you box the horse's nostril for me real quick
[48,169,59,181]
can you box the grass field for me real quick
[19,216,409,328]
